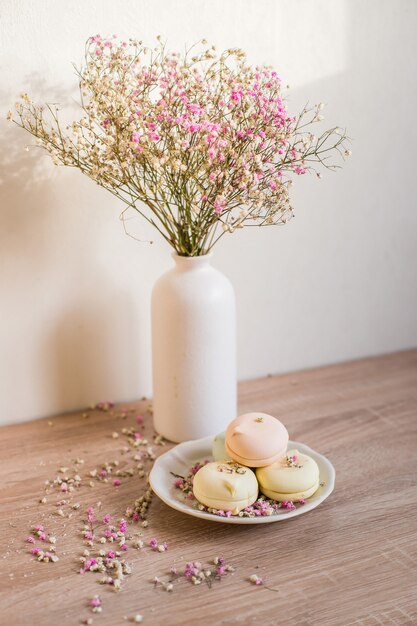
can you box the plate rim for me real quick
[149,437,335,525]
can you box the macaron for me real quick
[193,461,258,514]
[225,412,289,467]
[256,449,320,501]
[212,432,233,462]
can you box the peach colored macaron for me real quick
[225,412,288,468]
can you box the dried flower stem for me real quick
[10,36,350,256]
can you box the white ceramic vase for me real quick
[151,253,237,443]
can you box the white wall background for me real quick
[1,0,416,425]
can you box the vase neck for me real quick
[172,253,213,271]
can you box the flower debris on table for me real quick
[27,524,59,563]
[249,573,279,592]
[20,399,287,624]
[22,401,159,621]
[79,507,133,591]
[153,556,235,591]
[90,595,102,613]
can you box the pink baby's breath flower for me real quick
[214,196,226,215]
[250,574,264,585]
[87,507,95,523]
[119,519,127,533]
[231,89,244,103]
[191,462,202,474]
[281,500,296,510]
[95,400,114,411]
[103,514,110,524]
[26,536,35,543]
[113,479,121,487]
[183,562,194,578]
[84,558,97,571]
[135,414,144,424]
[13,37,349,259]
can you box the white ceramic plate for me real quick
[149,437,335,524]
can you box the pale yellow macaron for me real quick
[193,461,258,514]
[225,412,289,467]
[212,432,233,462]
[256,449,320,501]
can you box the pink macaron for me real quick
[225,412,289,467]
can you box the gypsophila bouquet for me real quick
[10,35,350,256]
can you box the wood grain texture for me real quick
[1,350,417,626]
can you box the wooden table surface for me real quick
[1,350,417,626]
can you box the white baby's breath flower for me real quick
[11,35,348,255]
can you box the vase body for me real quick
[151,253,237,443]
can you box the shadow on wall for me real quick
[0,79,144,420]
[46,295,141,412]
[0,75,76,266]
